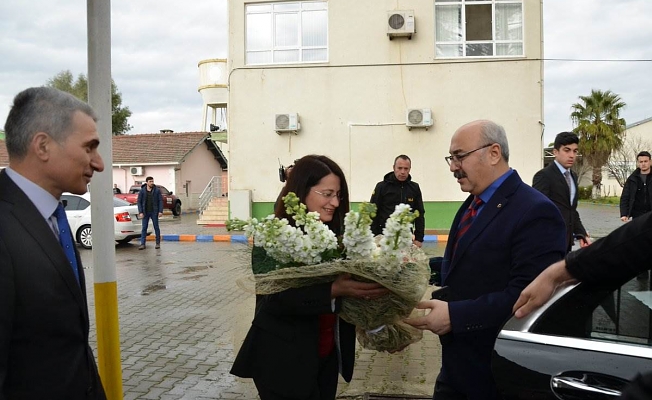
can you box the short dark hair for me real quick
[274,154,349,235]
[553,132,579,150]
[146,176,154,182]
[637,151,651,160]
[394,155,411,166]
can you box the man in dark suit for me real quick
[533,131,590,252]
[0,87,107,399]
[405,120,567,400]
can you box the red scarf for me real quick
[318,313,336,357]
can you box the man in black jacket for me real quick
[620,151,652,222]
[513,211,652,399]
[370,155,425,247]
[533,132,590,252]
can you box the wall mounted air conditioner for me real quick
[130,166,143,176]
[387,10,415,40]
[406,108,433,131]
[275,113,300,134]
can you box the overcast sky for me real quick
[1,1,650,146]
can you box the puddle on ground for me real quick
[140,282,167,295]
[176,264,214,274]
[180,274,207,281]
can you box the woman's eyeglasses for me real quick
[312,189,344,201]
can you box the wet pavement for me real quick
[80,202,624,399]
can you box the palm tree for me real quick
[571,89,626,197]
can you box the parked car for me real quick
[492,276,652,399]
[61,193,151,249]
[114,184,182,216]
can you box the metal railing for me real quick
[198,176,223,215]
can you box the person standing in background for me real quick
[370,155,425,247]
[533,131,590,252]
[137,176,163,250]
[620,151,652,222]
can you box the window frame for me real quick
[434,0,525,59]
[245,1,329,66]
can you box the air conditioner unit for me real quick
[275,113,300,134]
[406,108,433,131]
[387,10,415,40]
[130,166,143,176]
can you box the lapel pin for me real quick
[497,203,503,208]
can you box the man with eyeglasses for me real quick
[405,120,566,400]
[369,154,425,247]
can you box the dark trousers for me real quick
[140,212,161,244]
[433,379,467,400]
[433,378,500,400]
[255,351,338,400]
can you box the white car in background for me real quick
[61,192,151,249]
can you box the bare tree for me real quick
[605,135,652,188]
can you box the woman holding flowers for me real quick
[231,155,388,400]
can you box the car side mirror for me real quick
[169,191,173,195]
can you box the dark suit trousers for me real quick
[433,376,500,400]
[255,350,338,400]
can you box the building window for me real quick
[246,1,328,65]
[435,0,523,58]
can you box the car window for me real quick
[113,197,131,207]
[61,195,89,211]
[533,276,652,347]
[129,187,140,194]
[158,185,169,195]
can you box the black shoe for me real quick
[155,243,160,249]
[138,244,146,250]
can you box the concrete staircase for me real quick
[197,196,228,225]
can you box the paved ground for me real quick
[80,202,623,399]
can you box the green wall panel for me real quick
[250,201,463,231]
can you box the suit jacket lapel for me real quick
[449,172,521,269]
[0,171,86,307]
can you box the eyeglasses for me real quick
[445,143,494,166]
[312,189,344,201]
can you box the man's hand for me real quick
[413,240,423,248]
[158,212,163,218]
[620,216,630,222]
[579,235,591,248]
[331,273,389,300]
[403,299,451,335]
[513,260,576,318]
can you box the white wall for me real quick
[227,0,544,204]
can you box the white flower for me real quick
[227,193,419,273]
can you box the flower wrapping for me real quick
[227,194,431,352]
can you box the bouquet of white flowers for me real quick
[227,193,431,352]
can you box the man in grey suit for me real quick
[0,87,107,399]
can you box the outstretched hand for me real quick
[331,273,389,300]
[403,299,451,335]
[513,260,576,318]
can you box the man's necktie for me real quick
[54,203,80,284]
[453,196,483,252]
[564,170,572,191]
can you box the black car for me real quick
[493,275,652,399]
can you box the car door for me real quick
[493,276,652,399]
[61,194,91,234]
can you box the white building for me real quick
[225,0,544,230]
